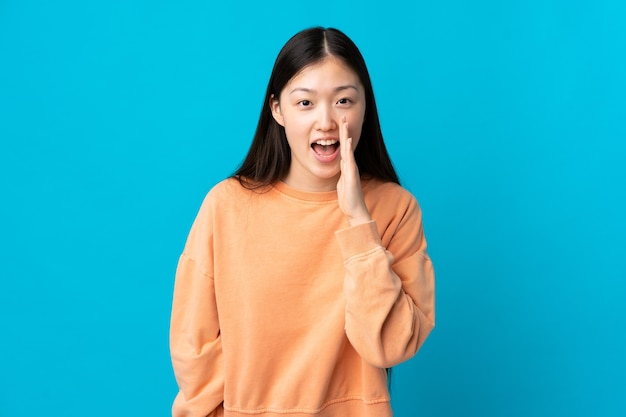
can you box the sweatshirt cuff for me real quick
[335,220,382,261]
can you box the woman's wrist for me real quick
[347,213,373,227]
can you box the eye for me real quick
[337,98,352,105]
[298,100,312,107]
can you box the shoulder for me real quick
[207,177,246,198]
[189,178,244,223]
[363,179,419,210]
[184,178,253,247]
[201,177,258,206]
[362,179,424,234]
[362,179,427,248]
[198,177,277,221]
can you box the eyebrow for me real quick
[288,85,360,95]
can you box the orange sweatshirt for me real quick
[170,178,435,417]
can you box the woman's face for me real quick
[271,56,366,192]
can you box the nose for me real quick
[315,105,337,132]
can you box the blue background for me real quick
[1,0,625,416]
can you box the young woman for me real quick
[170,27,435,417]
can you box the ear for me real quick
[269,94,285,127]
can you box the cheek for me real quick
[283,116,313,138]
[283,125,302,143]
[350,125,364,149]
[349,108,366,140]
[282,121,309,150]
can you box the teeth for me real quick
[314,139,338,146]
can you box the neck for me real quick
[281,174,339,192]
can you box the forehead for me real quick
[284,56,362,92]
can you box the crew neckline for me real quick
[272,181,338,202]
[271,179,374,203]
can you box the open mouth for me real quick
[311,139,339,157]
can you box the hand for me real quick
[337,116,372,227]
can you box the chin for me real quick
[313,168,341,181]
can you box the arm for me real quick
[335,117,435,368]
[170,197,224,417]
[335,202,435,368]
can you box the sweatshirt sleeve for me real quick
[335,195,435,368]
[170,195,224,417]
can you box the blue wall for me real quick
[1,1,624,416]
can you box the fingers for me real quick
[340,116,353,165]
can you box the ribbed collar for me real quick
[271,181,338,202]
[271,179,375,203]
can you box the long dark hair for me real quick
[233,27,400,187]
